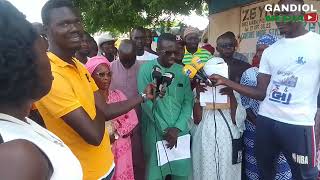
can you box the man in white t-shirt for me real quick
[210,0,320,179]
[130,27,158,64]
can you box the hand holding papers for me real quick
[200,57,230,109]
[156,134,191,166]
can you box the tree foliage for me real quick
[72,0,207,34]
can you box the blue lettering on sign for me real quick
[269,91,292,104]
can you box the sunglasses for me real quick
[96,72,112,78]
[159,50,179,56]
[218,43,235,49]
[40,34,48,41]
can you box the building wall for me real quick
[208,7,241,48]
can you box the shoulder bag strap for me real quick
[218,109,234,139]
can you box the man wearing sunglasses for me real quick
[224,31,249,63]
[137,33,193,180]
[216,32,251,83]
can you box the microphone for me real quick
[159,72,175,97]
[190,56,213,86]
[182,65,206,82]
[151,65,163,94]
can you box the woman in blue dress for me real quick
[240,34,292,180]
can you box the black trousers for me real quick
[255,115,318,180]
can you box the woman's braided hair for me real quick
[0,1,39,104]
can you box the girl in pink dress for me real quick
[85,56,138,180]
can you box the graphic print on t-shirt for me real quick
[296,57,306,65]
[268,69,299,105]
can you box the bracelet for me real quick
[114,133,119,140]
[139,92,147,103]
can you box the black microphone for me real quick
[151,65,163,94]
[159,72,175,97]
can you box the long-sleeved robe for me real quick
[137,60,194,180]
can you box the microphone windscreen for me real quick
[162,72,175,79]
[182,65,198,79]
[153,65,161,72]
[152,65,162,79]
[162,72,175,86]
[191,56,204,71]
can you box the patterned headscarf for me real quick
[256,34,277,47]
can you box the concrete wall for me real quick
[207,7,241,48]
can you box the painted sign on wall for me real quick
[239,0,320,63]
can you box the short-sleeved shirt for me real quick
[258,32,320,126]
[35,52,114,180]
[110,60,141,99]
[182,47,213,65]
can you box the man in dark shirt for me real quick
[224,31,249,63]
[216,32,251,82]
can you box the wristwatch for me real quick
[114,133,119,140]
[140,92,147,103]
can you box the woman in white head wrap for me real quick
[192,57,247,180]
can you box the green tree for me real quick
[72,0,207,33]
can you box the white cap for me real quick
[97,33,117,47]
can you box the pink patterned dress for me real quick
[108,90,138,180]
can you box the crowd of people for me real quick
[0,0,320,180]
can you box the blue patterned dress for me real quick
[240,67,292,180]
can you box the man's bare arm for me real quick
[209,73,271,101]
[62,106,106,146]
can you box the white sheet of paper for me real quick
[200,60,229,105]
[156,134,191,166]
[200,85,228,105]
